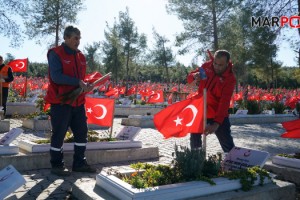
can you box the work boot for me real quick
[72,145,96,173]
[51,166,71,176]
[72,162,96,173]
[50,148,70,176]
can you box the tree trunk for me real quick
[55,0,60,47]
[211,0,218,51]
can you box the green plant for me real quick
[221,166,271,191]
[33,129,117,144]
[246,100,261,114]
[266,101,286,114]
[120,146,271,191]
[277,153,300,159]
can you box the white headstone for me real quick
[122,99,132,105]
[235,110,248,115]
[116,126,141,141]
[222,146,270,171]
[0,128,24,145]
[0,165,26,199]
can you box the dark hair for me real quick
[0,55,3,60]
[63,26,80,39]
[214,50,230,62]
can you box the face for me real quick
[213,56,228,76]
[65,33,81,51]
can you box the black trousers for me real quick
[50,104,88,168]
[1,87,9,116]
[190,117,235,153]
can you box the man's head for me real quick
[213,50,230,76]
[0,56,3,65]
[63,26,81,51]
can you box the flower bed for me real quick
[97,166,272,200]
[97,147,272,199]
[18,130,142,153]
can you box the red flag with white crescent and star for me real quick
[154,96,204,138]
[7,58,28,72]
[148,90,164,103]
[85,97,115,127]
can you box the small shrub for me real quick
[266,101,286,114]
[246,100,261,114]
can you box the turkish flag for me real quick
[281,129,300,138]
[281,119,300,138]
[154,96,204,138]
[84,71,110,86]
[7,58,28,72]
[127,86,136,96]
[105,87,119,98]
[282,119,300,131]
[85,97,114,127]
[148,90,164,103]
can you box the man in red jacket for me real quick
[45,26,95,176]
[187,50,236,152]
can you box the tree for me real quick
[254,0,299,68]
[0,0,29,47]
[117,7,147,83]
[84,42,101,73]
[167,0,241,55]
[102,21,124,83]
[150,29,175,83]
[24,0,84,47]
[248,13,279,89]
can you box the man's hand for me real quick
[204,122,219,135]
[79,80,89,92]
[86,83,95,93]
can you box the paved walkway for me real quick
[2,118,300,200]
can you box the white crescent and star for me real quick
[87,104,107,119]
[173,104,198,127]
[154,93,160,100]
[16,62,25,69]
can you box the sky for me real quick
[0,0,298,67]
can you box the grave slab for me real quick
[0,120,10,133]
[264,160,300,186]
[73,176,294,200]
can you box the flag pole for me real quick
[109,99,116,139]
[202,88,207,158]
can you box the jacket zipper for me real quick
[74,54,80,106]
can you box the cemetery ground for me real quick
[1,117,300,200]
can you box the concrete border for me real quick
[72,179,295,200]
[0,147,159,171]
[264,161,300,186]
[121,114,298,128]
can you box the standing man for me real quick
[187,50,236,153]
[0,55,14,117]
[45,25,95,176]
